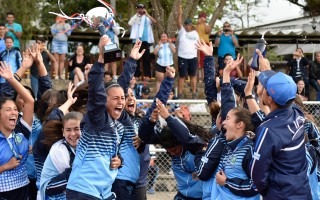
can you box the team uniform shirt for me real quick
[0,118,32,192]
[40,140,75,200]
[155,43,175,67]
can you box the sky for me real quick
[218,0,304,28]
[253,0,303,26]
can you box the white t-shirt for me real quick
[177,27,199,59]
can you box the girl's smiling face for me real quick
[63,119,81,148]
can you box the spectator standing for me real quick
[5,12,22,50]
[0,36,22,84]
[196,12,212,82]
[177,5,200,99]
[309,52,320,100]
[215,22,238,70]
[51,16,72,80]
[286,48,309,98]
[0,23,6,52]
[154,33,176,93]
[128,3,156,81]
[30,37,56,99]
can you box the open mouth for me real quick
[9,117,17,126]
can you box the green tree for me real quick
[0,0,41,48]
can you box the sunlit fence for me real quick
[139,100,320,199]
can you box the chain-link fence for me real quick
[139,100,320,199]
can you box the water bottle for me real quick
[251,36,267,70]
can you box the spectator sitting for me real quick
[141,86,152,99]
[296,78,308,101]
[68,44,91,86]
[104,71,113,83]
[218,53,242,78]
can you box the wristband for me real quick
[13,73,21,82]
[244,94,255,100]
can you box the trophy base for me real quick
[103,44,122,64]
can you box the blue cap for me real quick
[258,70,297,106]
[184,18,192,25]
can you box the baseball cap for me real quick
[142,86,150,94]
[258,70,297,106]
[136,3,145,8]
[184,18,192,25]
[198,12,207,18]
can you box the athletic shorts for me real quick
[178,57,198,77]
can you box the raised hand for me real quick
[21,51,34,69]
[224,54,243,73]
[0,61,14,81]
[244,69,255,96]
[156,98,170,119]
[256,49,271,71]
[99,35,111,53]
[67,82,78,105]
[130,40,145,60]
[166,66,175,78]
[149,108,159,123]
[195,40,213,56]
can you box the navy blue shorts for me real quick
[178,57,198,78]
[111,179,136,200]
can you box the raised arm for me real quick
[117,40,145,94]
[220,56,243,120]
[28,44,53,99]
[195,40,217,103]
[156,99,205,154]
[177,5,183,30]
[0,61,34,126]
[86,36,109,127]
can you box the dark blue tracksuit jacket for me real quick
[250,106,312,200]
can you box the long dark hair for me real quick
[178,117,212,143]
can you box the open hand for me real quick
[67,82,78,104]
[195,40,213,56]
[130,40,145,60]
[0,61,14,81]
[156,98,170,119]
[244,69,255,96]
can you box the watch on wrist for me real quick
[244,94,255,100]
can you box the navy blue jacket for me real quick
[250,106,312,199]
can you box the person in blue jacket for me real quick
[66,36,145,200]
[40,111,83,200]
[194,40,243,199]
[139,68,206,200]
[212,106,259,200]
[0,61,34,200]
[247,50,312,199]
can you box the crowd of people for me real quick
[0,2,320,200]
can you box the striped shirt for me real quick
[155,43,175,67]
